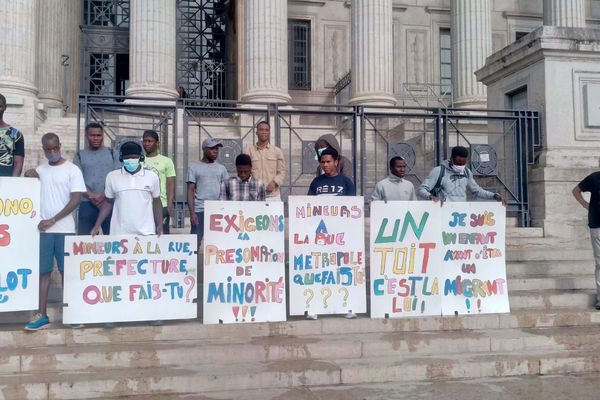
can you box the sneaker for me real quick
[24,313,50,331]
[306,314,318,320]
[345,311,358,319]
[595,302,600,310]
[149,320,164,326]
[66,324,85,329]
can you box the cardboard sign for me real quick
[203,201,286,324]
[288,196,367,316]
[63,234,198,323]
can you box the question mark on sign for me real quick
[321,287,332,308]
[338,287,349,307]
[304,288,314,309]
[184,275,196,302]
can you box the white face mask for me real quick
[453,164,466,174]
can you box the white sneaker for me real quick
[345,311,357,319]
[306,314,318,320]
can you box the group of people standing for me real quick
[0,91,511,331]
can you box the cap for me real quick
[202,138,223,149]
[120,141,143,157]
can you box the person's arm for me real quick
[410,182,418,201]
[269,148,286,193]
[166,176,175,216]
[340,157,354,179]
[90,199,113,236]
[307,179,316,196]
[24,168,39,178]
[345,177,356,196]
[11,132,24,177]
[187,182,198,226]
[153,197,163,235]
[39,191,83,232]
[573,184,589,210]
[466,171,498,201]
[418,166,441,202]
[371,182,383,201]
[12,156,23,177]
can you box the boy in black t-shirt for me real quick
[308,148,355,196]
[573,173,600,310]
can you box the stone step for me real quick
[506,248,594,262]
[2,347,600,399]
[506,260,595,276]
[87,373,600,400]
[507,274,595,291]
[509,289,596,309]
[2,308,600,349]
[2,325,600,375]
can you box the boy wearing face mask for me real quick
[23,133,86,331]
[418,146,506,204]
[91,141,162,236]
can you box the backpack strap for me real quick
[431,166,445,196]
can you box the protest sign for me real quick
[440,202,509,314]
[0,178,40,312]
[62,234,197,323]
[203,201,286,324]
[288,196,366,316]
[370,201,443,318]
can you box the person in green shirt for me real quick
[142,130,176,234]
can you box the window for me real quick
[439,28,452,95]
[288,20,311,91]
[515,31,530,41]
[83,0,130,27]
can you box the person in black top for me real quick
[308,148,355,196]
[0,93,25,177]
[573,173,600,310]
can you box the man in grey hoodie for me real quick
[418,146,506,204]
[314,134,353,179]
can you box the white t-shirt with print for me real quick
[36,160,86,233]
[105,167,160,235]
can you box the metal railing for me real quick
[77,95,541,226]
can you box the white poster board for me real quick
[63,234,198,323]
[440,202,509,315]
[288,196,367,316]
[370,201,443,318]
[203,201,286,324]
[0,178,40,312]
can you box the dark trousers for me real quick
[78,201,111,235]
[190,212,204,246]
[162,207,170,234]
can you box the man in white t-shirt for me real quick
[23,133,86,331]
[91,141,162,236]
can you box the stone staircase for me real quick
[1,225,599,399]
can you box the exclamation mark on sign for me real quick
[250,306,257,322]
[465,298,471,313]
[477,299,482,313]
[232,306,240,322]
[242,306,249,322]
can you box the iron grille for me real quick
[289,20,311,90]
[88,53,116,95]
[176,0,229,100]
[84,0,130,27]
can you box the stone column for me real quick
[451,0,492,108]
[126,0,178,98]
[241,0,291,104]
[544,0,586,28]
[349,0,395,106]
[0,0,38,98]
[36,0,71,109]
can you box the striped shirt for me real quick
[219,176,266,201]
